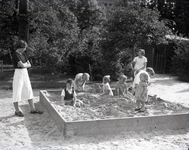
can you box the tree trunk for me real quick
[18,0,29,43]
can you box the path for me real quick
[149,74,189,107]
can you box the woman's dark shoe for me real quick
[15,111,24,117]
[30,109,43,114]
[134,108,141,111]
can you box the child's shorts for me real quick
[64,100,74,106]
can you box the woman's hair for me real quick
[14,40,27,50]
[138,49,145,55]
[66,78,74,86]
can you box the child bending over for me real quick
[101,75,114,96]
[135,73,149,112]
[74,73,90,92]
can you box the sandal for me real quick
[15,111,24,117]
[30,109,43,114]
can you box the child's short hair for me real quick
[138,49,145,55]
[118,74,127,81]
[146,67,155,76]
[66,78,74,85]
[139,73,149,81]
[14,40,27,50]
[103,75,110,83]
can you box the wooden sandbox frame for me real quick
[40,90,189,137]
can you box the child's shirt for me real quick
[102,83,113,96]
[115,81,127,95]
[133,56,147,70]
[132,70,150,88]
[61,88,76,101]
[135,81,148,102]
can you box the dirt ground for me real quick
[0,74,189,150]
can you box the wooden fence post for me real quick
[0,60,3,73]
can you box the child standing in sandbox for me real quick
[101,75,114,96]
[131,49,147,76]
[135,73,149,112]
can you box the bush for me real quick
[171,41,189,82]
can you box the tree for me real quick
[146,0,189,37]
[0,0,19,58]
[99,4,173,79]
[62,0,107,78]
[29,0,80,74]
[171,41,189,81]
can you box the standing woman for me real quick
[12,40,43,117]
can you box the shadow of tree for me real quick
[20,102,64,146]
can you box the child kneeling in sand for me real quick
[61,79,83,107]
[101,75,114,96]
[115,74,128,97]
[135,73,149,112]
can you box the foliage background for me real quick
[0,0,189,81]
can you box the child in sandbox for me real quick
[74,73,90,92]
[134,73,149,112]
[61,78,83,107]
[131,49,147,77]
[115,74,128,97]
[101,75,114,96]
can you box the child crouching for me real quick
[101,75,114,96]
[61,78,83,107]
[115,74,128,97]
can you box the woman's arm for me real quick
[17,60,31,68]
[139,62,147,70]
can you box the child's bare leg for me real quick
[135,99,141,111]
[141,101,145,111]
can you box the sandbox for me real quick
[40,90,189,137]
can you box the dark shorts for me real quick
[64,99,74,106]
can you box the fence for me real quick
[0,60,3,73]
[146,53,166,74]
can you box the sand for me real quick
[0,74,189,150]
[47,92,189,121]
